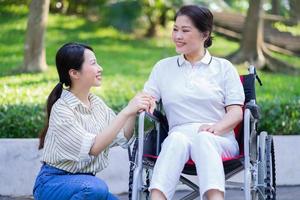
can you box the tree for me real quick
[23,0,50,72]
[289,0,300,25]
[271,0,280,15]
[229,0,298,74]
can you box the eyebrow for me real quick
[174,25,192,29]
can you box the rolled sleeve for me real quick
[224,62,245,106]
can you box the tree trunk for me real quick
[230,0,265,68]
[23,0,50,72]
[271,0,280,15]
[289,0,300,25]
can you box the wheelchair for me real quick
[128,66,276,200]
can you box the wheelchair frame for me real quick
[129,66,276,200]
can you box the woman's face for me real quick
[78,49,103,87]
[172,15,207,55]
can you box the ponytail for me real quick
[38,82,63,149]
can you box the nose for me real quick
[98,64,103,72]
[174,31,183,40]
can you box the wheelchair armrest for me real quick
[245,101,260,120]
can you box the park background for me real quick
[0,0,299,199]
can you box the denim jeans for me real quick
[33,164,119,200]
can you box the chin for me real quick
[175,47,186,54]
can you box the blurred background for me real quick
[0,0,299,139]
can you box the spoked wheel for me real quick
[128,138,153,200]
[265,136,276,200]
[253,132,276,200]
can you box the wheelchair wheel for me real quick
[128,138,152,200]
[265,135,276,199]
[255,132,276,200]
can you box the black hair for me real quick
[39,42,94,149]
[175,5,213,48]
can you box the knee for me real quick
[163,132,189,150]
[196,131,215,146]
[84,178,109,199]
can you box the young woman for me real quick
[144,5,245,200]
[33,43,152,200]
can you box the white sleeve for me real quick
[143,63,161,102]
[224,61,245,106]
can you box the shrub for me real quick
[258,99,300,135]
[0,98,299,138]
[0,104,45,138]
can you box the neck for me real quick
[69,85,90,107]
[185,48,206,65]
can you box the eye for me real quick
[173,28,178,32]
[182,29,190,32]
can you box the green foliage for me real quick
[273,22,300,37]
[101,1,142,32]
[0,104,45,138]
[258,99,300,135]
[0,6,300,137]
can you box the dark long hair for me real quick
[39,43,94,149]
[175,5,213,48]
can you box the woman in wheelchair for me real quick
[33,43,152,200]
[144,5,245,200]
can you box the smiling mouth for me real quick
[175,42,185,47]
[96,75,102,80]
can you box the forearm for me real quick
[123,114,136,140]
[89,108,130,156]
[215,106,243,135]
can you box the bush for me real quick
[0,104,45,138]
[258,99,300,135]
[101,1,142,32]
[0,98,299,138]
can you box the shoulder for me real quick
[211,56,238,73]
[154,55,178,67]
[51,98,74,119]
[152,55,179,72]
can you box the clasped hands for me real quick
[126,92,156,115]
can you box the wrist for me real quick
[120,106,134,117]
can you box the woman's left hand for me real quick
[198,124,222,135]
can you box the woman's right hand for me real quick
[122,92,153,116]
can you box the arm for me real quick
[89,93,152,156]
[198,105,243,136]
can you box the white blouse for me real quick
[144,50,245,131]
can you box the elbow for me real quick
[89,149,98,157]
[237,108,243,123]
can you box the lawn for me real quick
[0,5,299,137]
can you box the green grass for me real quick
[0,6,299,136]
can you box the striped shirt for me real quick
[41,89,130,174]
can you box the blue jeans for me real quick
[33,164,119,200]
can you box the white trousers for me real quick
[149,123,239,200]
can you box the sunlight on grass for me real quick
[273,22,300,36]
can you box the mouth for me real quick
[96,74,102,80]
[175,41,185,47]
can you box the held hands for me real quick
[123,92,155,116]
[198,124,222,135]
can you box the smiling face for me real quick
[172,15,208,56]
[77,49,103,88]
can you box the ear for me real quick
[69,69,80,80]
[202,31,209,40]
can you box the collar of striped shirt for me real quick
[60,89,102,111]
